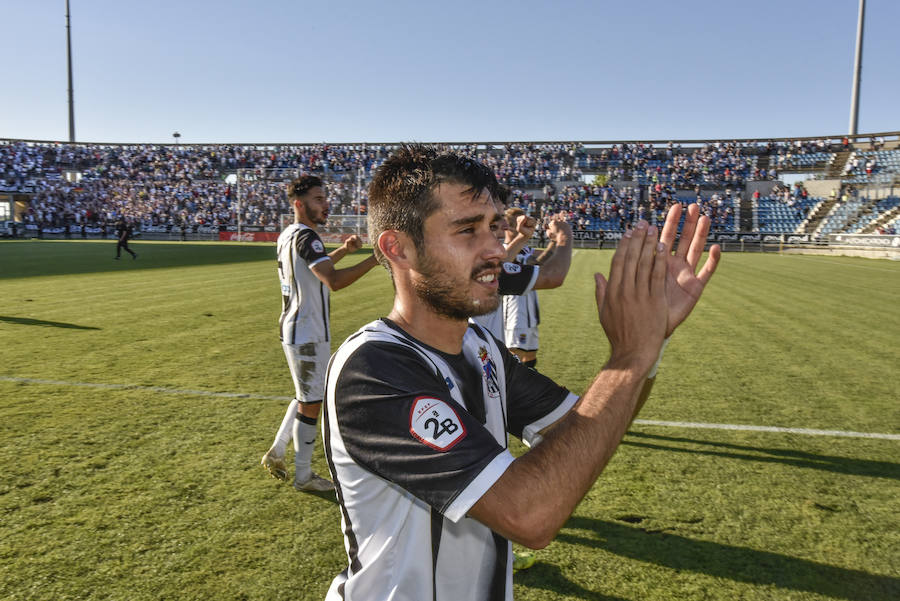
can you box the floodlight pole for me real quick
[66,0,75,142]
[236,171,242,243]
[848,0,865,136]
[356,166,363,237]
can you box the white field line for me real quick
[633,419,900,441]
[3,375,898,441]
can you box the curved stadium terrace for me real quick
[1,131,898,244]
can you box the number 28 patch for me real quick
[409,397,466,451]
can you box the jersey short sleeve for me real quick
[497,262,538,296]
[499,341,576,442]
[295,228,330,267]
[332,341,507,514]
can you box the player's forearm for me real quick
[504,233,530,261]
[328,245,350,264]
[534,242,555,265]
[469,359,648,549]
[329,255,379,291]
[533,237,571,289]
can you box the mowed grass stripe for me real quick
[2,241,899,601]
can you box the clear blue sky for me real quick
[1,0,897,144]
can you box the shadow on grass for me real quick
[0,240,278,279]
[0,315,101,330]
[550,517,898,601]
[514,561,630,600]
[303,488,338,505]
[622,432,900,481]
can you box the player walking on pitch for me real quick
[261,175,380,491]
[114,217,137,260]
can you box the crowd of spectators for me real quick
[1,136,894,234]
[510,181,735,233]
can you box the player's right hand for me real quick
[344,234,363,252]
[597,220,667,373]
[516,214,536,238]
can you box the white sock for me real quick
[271,399,299,456]
[293,415,318,482]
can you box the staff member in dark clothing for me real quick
[114,218,138,260]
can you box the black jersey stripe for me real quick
[321,280,329,342]
[278,294,289,341]
[290,228,303,344]
[323,349,363,583]
[335,568,348,600]
[430,508,443,601]
[323,394,362,580]
[488,531,509,600]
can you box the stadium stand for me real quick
[2,133,898,239]
[756,195,822,234]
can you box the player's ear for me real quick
[377,230,412,269]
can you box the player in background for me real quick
[114,217,137,260]
[472,187,572,342]
[501,206,561,370]
[261,175,380,491]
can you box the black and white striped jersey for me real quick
[502,246,540,335]
[323,318,577,601]
[472,261,539,341]
[276,223,331,344]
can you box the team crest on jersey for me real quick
[409,396,466,451]
[478,346,501,398]
[311,240,325,253]
[502,262,522,274]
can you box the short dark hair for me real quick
[288,175,323,200]
[367,144,499,269]
[495,184,511,207]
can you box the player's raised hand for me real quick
[516,214,537,238]
[344,234,363,252]
[550,215,572,241]
[597,220,667,369]
[658,203,721,337]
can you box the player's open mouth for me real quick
[474,271,499,287]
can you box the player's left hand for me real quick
[344,234,363,252]
[658,203,720,337]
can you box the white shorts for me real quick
[282,341,330,403]
[504,327,539,352]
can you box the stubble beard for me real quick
[413,248,500,321]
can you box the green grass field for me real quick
[1,239,898,601]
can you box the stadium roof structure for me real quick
[2,131,899,148]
